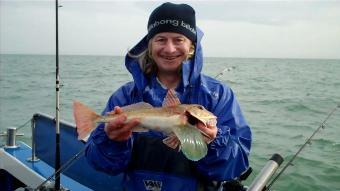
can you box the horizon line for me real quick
[1,53,339,61]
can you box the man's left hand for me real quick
[196,122,217,144]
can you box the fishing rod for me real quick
[264,104,340,190]
[214,67,232,79]
[32,2,65,190]
[55,0,61,190]
[35,146,86,190]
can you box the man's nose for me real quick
[163,41,176,53]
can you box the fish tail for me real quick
[73,100,101,140]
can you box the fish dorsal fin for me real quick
[162,89,181,107]
[121,102,154,112]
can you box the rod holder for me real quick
[27,117,40,162]
[4,127,19,149]
[247,153,284,191]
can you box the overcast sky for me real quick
[1,0,340,59]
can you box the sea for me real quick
[0,54,339,190]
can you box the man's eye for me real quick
[175,38,184,43]
[158,39,168,43]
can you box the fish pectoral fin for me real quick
[173,125,208,161]
[162,133,181,151]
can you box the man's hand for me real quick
[104,106,140,141]
[196,122,217,144]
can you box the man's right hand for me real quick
[104,106,140,141]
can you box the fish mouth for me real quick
[186,111,200,126]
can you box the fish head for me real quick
[183,104,217,127]
[161,89,217,127]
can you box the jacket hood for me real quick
[125,27,204,91]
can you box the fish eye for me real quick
[198,105,204,110]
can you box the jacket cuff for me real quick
[91,124,133,156]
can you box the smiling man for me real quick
[85,2,252,191]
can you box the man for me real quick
[85,2,252,190]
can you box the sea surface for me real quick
[1,54,339,190]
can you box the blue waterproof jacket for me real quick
[85,28,252,191]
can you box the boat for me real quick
[0,112,124,191]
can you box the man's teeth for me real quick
[164,56,177,60]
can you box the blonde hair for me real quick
[128,41,195,76]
